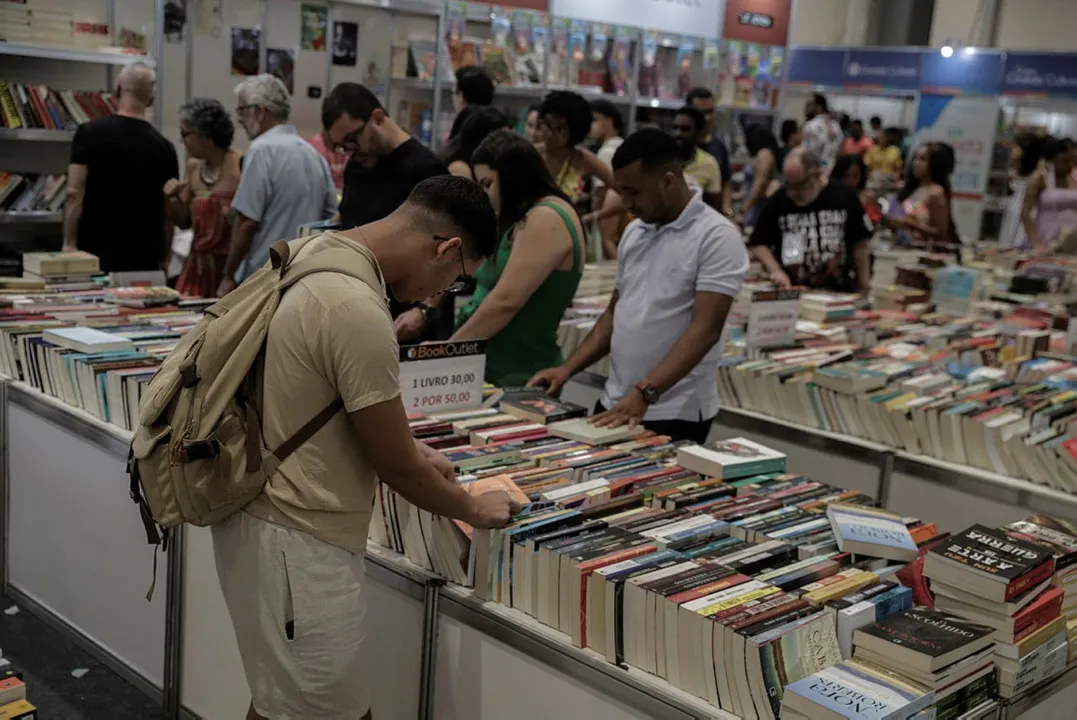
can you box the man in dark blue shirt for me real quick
[686,87,733,217]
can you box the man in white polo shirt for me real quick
[529,128,748,442]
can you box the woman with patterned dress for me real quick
[164,98,242,297]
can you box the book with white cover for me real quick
[42,326,134,354]
[826,504,918,562]
[676,437,786,479]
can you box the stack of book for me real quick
[1004,515,1077,620]
[799,293,858,324]
[851,609,997,717]
[22,251,100,285]
[0,81,116,131]
[923,524,1068,698]
[0,172,66,214]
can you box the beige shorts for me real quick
[212,511,369,718]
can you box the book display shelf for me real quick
[0,1,161,248]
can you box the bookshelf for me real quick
[0,127,75,142]
[0,42,154,68]
[0,211,62,225]
[0,9,162,247]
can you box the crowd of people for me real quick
[61,62,1020,719]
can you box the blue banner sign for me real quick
[920,49,1003,95]
[844,49,920,90]
[786,48,845,87]
[1002,52,1077,99]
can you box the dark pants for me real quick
[595,401,713,444]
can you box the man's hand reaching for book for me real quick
[467,490,518,529]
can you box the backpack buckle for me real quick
[179,439,220,462]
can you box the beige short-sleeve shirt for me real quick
[245,233,399,553]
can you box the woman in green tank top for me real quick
[452,129,583,387]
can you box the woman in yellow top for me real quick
[864,127,903,191]
[535,90,615,220]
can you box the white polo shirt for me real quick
[603,190,748,422]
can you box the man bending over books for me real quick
[529,129,748,443]
[212,177,515,720]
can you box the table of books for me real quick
[10,373,1077,719]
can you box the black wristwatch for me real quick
[635,383,661,405]
[418,302,440,324]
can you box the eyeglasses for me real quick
[236,104,258,115]
[434,234,474,293]
[333,121,366,152]
[672,123,696,133]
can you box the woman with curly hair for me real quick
[164,97,242,296]
[535,90,615,219]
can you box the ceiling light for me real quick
[941,45,954,58]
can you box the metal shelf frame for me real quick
[0,42,155,68]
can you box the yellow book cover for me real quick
[698,586,780,617]
[803,571,879,607]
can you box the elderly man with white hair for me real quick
[219,74,337,296]
[63,61,179,272]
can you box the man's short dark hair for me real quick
[455,66,495,106]
[676,105,707,134]
[612,128,683,173]
[323,82,382,129]
[404,176,498,260]
[590,99,624,136]
[870,115,882,129]
[811,92,828,112]
[685,87,714,105]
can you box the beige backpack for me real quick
[128,234,380,549]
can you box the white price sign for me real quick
[399,340,486,414]
[745,289,800,349]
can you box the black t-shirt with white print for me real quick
[749,180,873,293]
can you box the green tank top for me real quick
[456,200,583,387]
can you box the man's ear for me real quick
[435,235,462,260]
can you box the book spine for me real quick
[1007,561,1056,601]
[1013,599,1065,644]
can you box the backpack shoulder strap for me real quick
[280,245,382,295]
[260,238,381,465]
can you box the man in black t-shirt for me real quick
[63,62,179,273]
[748,148,874,295]
[323,83,449,340]
[324,83,447,231]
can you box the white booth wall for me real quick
[931,0,1077,52]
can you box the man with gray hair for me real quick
[748,146,874,294]
[219,74,337,295]
[63,61,179,272]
